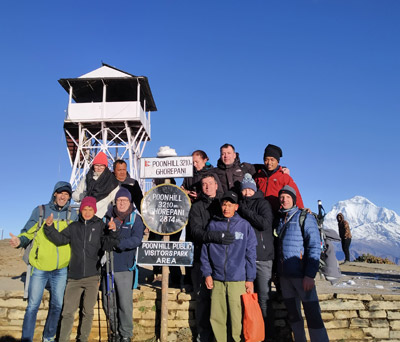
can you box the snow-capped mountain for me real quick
[322,196,400,264]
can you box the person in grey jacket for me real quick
[276,185,328,342]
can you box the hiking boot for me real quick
[120,337,132,342]
[108,333,119,342]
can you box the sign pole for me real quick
[140,174,192,342]
[160,178,171,342]
[160,235,170,342]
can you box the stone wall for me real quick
[1,287,400,341]
[0,286,195,342]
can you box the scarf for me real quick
[86,167,119,202]
[113,204,134,223]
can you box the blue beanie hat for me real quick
[241,173,257,193]
[115,187,132,202]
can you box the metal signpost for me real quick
[140,179,192,342]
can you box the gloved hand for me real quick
[207,230,235,245]
[221,231,235,245]
[103,236,120,252]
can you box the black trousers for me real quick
[341,238,351,261]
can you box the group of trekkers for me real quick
[9,142,342,342]
[10,155,143,342]
[181,144,329,342]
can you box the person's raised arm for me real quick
[43,214,72,246]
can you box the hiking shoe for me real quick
[120,337,132,342]
[108,333,119,342]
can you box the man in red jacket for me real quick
[254,144,304,218]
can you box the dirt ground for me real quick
[0,239,399,295]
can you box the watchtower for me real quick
[59,63,157,189]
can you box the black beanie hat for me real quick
[278,185,297,205]
[264,144,283,162]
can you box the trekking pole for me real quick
[105,251,112,341]
[23,264,32,300]
[317,200,327,256]
[110,250,119,339]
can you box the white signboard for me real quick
[136,241,194,266]
[140,156,193,179]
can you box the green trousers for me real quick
[210,280,246,342]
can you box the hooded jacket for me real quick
[104,207,144,272]
[238,190,274,261]
[44,214,106,280]
[214,153,255,194]
[254,166,304,216]
[18,181,78,271]
[337,213,352,239]
[276,207,321,279]
[200,212,257,282]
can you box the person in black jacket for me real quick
[238,173,275,341]
[187,173,235,342]
[44,196,110,342]
[213,143,255,194]
[113,159,143,213]
[181,150,223,202]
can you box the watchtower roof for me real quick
[58,63,157,112]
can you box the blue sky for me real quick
[1,1,399,236]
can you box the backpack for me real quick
[22,205,45,265]
[22,205,73,264]
[299,209,342,284]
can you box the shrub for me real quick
[354,253,395,265]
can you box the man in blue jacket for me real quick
[276,185,328,342]
[201,190,257,342]
[103,187,144,342]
